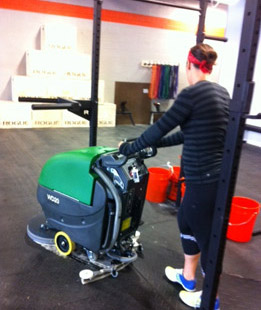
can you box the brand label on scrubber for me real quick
[47,194,60,205]
[132,167,140,183]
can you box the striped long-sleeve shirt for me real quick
[119,80,230,184]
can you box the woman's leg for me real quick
[179,182,220,309]
[177,185,201,278]
[164,187,201,290]
[183,253,200,280]
[183,182,218,273]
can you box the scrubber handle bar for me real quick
[93,166,122,252]
[123,137,157,159]
[122,137,158,159]
[123,146,157,160]
[99,153,128,168]
[99,145,157,169]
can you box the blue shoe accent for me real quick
[165,267,196,292]
[177,273,196,292]
[214,297,220,310]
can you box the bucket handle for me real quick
[155,162,173,175]
[166,161,181,176]
[166,161,174,174]
[166,162,185,183]
[231,202,260,211]
[228,212,259,226]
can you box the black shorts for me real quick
[177,181,218,272]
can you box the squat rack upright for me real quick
[201,1,261,309]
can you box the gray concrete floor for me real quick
[0,125,260,310]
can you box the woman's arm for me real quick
[119,88,192,156]
[156,130,184,148]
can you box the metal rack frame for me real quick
[201,1,261,308]
[89,0,102,146]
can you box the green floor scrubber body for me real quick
[29,145,152,274]
[37,146,116,252]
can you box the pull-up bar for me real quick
[132,0,227,42]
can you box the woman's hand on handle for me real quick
[118,141,132,156]
[118,141,124,148]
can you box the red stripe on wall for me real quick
[0,0,225,37]
[0,0,93,19]
[102,9,196,33]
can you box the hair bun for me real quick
[206,51,217,65]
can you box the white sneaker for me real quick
[165,266,196,292]
[179,290,202,308]
[179,290,220,310]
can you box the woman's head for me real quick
[186,43,217,84]
[188,43,217,73]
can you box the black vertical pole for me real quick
[200,1,261,309]
[89,0,102,146]
[197,0,208,44]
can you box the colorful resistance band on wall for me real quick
[149,64,179,100]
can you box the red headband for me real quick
[187,51,212,74]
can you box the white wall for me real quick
[218,0,245,94]
[219,0,261,147]
[0,1,227,105]
[245,32,261,147]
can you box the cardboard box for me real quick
[0,101,31,128]
[31,103,63,128]
[11,76,105,104]
[26,50,91,79]
[41,24,77,51]
[62,110,89,128]
[98,103,116,127]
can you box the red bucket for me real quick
[168,166,185,201]
[227,196,260,243]
[146,167,171,203]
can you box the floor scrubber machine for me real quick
[27,144,156,283]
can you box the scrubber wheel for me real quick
[54,231,76,256]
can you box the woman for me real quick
[119,43,230,310]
